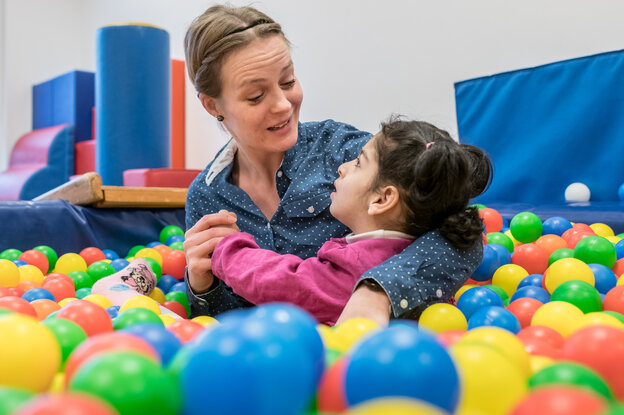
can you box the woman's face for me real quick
[205,35,303,156]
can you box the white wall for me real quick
[2,0,624,171]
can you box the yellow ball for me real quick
[49,372,66,394]
[618,276,624,286]
[529,355,555,375]
[0,314,61,392]
[58,297,78,307]
[590,223,615,237]
[120,295,162,315]
[134,248,163,266]
[544,258,594,293]
[192,315,219,326]
[492,264,529,298]
[450,342,528,415]
[419,303,467,333]
[459,326,530,377]
[18,264,45,284]
[317,324,344,351]
[531,301,584,337]
[82,294,113,309]
[505,230,522,246]
[331,318,381,352]
[54,253,87,274]
[149,287,167,304]
[455,284,478,302]
[574,312,624,331]
[0,259,20,287]
[159,313,177,326]
[605,236,621,244]
[347,398,447,415]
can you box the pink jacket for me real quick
[212,232,412,325]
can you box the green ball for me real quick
[68,270,94,290]
[32,245,58,273]
[165,291,190,317]
[550,280,602,314]
[324,348,342,368]
[486,232,514,253]
[45,310,60,320]
[127,245,145,258]
[42,318,88,365]
[548,248,574,266]
[482,284,509,302]
[87,261,116,283]
[528,361,614,401]
[113,308,164,330]
[470,203,487,211]
[69,351,182,415]
[0,308,13,317]
[510,212,543,243]
[141,257,162,283]
[75,288,92,299]
[160,225,184,244]
[601,404,624,415]
[169,241,184,251]
[574,235,617,268]
[0,248,21,261]
[0,386,35,415]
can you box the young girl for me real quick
[202,116,492,325]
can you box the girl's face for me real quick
[204,35,303,157]
[330,136,380,231]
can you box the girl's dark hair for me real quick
[373,116,492,250]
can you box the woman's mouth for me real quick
[268,118,290,131]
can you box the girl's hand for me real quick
[184,210,240,293]
[335,282,391,327]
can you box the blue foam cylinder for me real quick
[96,24,170,185]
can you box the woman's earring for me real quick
[216,115,224,122]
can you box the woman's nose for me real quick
[271,89,291,113]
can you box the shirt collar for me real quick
[345,229,415,244]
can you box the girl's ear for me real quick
[199,93,220,118]
[368,185,400,216]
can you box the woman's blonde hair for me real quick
[184,5,289,98]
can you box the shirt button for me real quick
[277,170,283,178]
[307,206,315,213]
[267,222,271,228]
[400,299,408,309]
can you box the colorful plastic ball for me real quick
[588,263,618,294]
[162,300,187,319]
[418,303,467,333]
[21,288,55,302]
[603,285,624,314]
[149,286,166,304]
[114,307,164,330]
[160,225,184,244]
[548,247,575,266]
[121,323,182,366]
[31,299,61,320]
[511,285,551,303]
[18,265,44,284]
[575,311,624,330]
[11,259,27,267]
[40,277,73,302]
[615,239,624,260]
[590,222,614,237]
[82,294,113,309]
[0,259,20,287]
[0,295,37,317]
[471,244,501,282]
[467,305,521,333]
[460,326,530,376]
[168,241,184,251]
[0,386,35,415]
[507,298,543,329]
[191,315,219,327]
[346,398,449,415]
[0,314,61,392]
[512,243,549,275]
[12,393,119,415]
[345,324,459,413]
[486,232,514,253]
[574,235,617,268]
[55,253,87,274]
[550,280,602,313]
[614,258,624,278]
[456,286,504,320]
[331,318,381,352]
[511,385,607,415]
[565,182,591,202]
[450,342,528,415]
[18,250,49,275]
[166,319,204,343]
[104,306,119,319]
[78,247,105,266]
[157,274,178,294]
[109,258,130,272]
[161,249,186,280]
[69,351,181,415]
[531,301,584,338]
[0,248,22,261]
[517,274,544,289]
[126,245,145,258]
[482,284,509,303]
[544,257,595,293]
[67,270,93,290]
[317,357,348,413]
[510,212,543,243]
[42,317,88,364]
[562,325,624,400]
[479,208,503,233]
[542,216,573,237]
[142,257,162,282]
[166,234,185,246]
[101,249,119,261]
[75,287,92,299]
[134,248,163,267]
[164,290,189,315]
[120,295,161,315]
[86,261,116,283]
[528,361,614,401]
[146,241,164,248]
[565,230,597,250]
[56,299,113,337]
[168,281,185,293]
[492,263,529,298]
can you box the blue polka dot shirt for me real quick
[184,119,483,318]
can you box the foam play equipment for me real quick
[0,124,74,200]
[123,168,201,188]
[75,139,95,176]
[171,59,186,169]
[32,71,94,142]
[96,24,171,186]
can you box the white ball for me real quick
[565,182,591,202]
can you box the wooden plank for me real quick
[34,172,104,205]
[94,186,187,208]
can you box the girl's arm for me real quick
[335,281,391,326]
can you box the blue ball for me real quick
[502,216,510,228]
[166,235,185,246]
[615,239,624,261]
[102,249,119,260]
[457,287,504,320]
[467,306,521,333]
[169,281,186,293]
[344,325,459,413]
[110,258,130,272]
[106,305,120,319]
[618,183,624,201]
[589,263,618,295]
[75,287,92,299]
[122,323,182,365]
[542,216,573,236]
[471,244,501,282]
[12,259,27,267]
[21,288,56,302]
[510,285,550,303]
[517,274,544,289]
[146,241,164,248]
[489,243,512,266]
[157,274,179,294]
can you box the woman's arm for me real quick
[335,281,391,326]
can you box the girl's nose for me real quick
[337,162,347,177]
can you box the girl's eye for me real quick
[355,157,361,167]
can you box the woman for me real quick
[183,5,483,322]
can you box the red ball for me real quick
[517,325,564,351]
[42,277,75,301]
[506,298,543,328]
[612,258,624,278]
[64,331,159,385]
[56,299,113,337]
[79,247,106,266]
[162,250,186,280]
[13,393,119,415]
[166,320,204,343]
[563,229,595,249]
[44,272,73,285]
[18,250,49,274]
[317,357,348,413]
[162,300,187,319]
[436,330,466,347]
[512,243,549,275]
[479,208,503,234]
[603,285,624,315]
[562,325,624,400]
[517,336,560,359]
[0,295,37,317]
[1,286,24,298]
[572,223,594,233]
[510,386,607,415]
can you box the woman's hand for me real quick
[335,282,391,327]
[184,210,240,293]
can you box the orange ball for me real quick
[17,280,42,292]
[18,250,49,274]
[479,208,503,234]
[31,299,61,320]
[0,296,37,317]
[79,247,106,266]
[152,244,173,261]
[55,299,113,337]
[613,258,624,278]
[167,320,204,343]
[162,250,186,279]
[42,277,75,301]
[535,234,568,257]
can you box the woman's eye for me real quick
[281,79,296,88]
[247,94,263,103]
